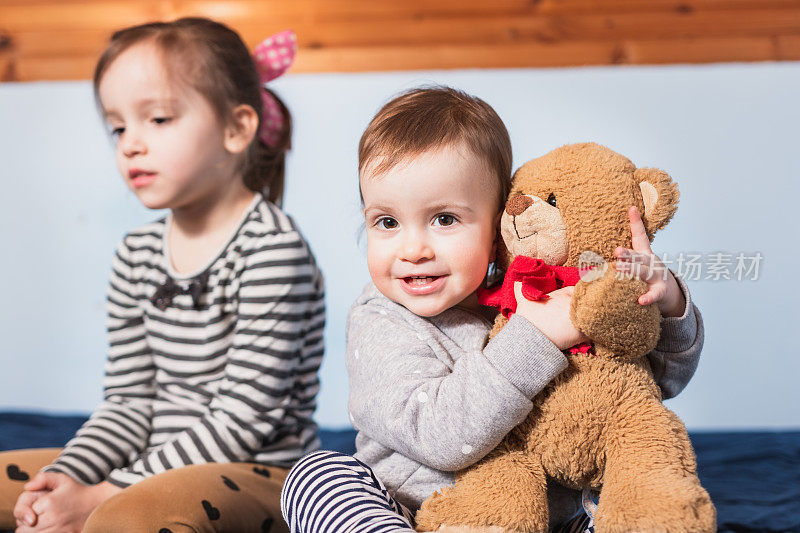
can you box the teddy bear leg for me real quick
[593,401,716,533]
[665,408,698,475]
[434,527,514,533]
[414,449,549,533]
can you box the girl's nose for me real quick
[120,132,146,158]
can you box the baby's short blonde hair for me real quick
[358,86,512,211]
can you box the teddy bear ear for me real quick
[634,167,680,239]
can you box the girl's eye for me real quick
[433,214,456,227]
[547,193,557,207]
[377,217,398,230]
[152,117,171,125]
[110,127,125,138]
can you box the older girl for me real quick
[2,17,324,533]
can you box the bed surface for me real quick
[1,411,798,532]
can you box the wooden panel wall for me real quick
[1,0,799,81]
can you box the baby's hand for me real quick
[513,282,589,350]
[614,206,685,318]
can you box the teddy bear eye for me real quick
[547,193,557,207]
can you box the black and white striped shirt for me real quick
[45,194,325,487]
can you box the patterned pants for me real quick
[0,448,288,532]
[281,450,594,533]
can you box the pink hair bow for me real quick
[252,30,297,147]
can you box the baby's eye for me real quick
[547,193,557,207]
[152,117,171,125]
[433,214,456,227]
[376,217,399,230]
[110,127,125,138]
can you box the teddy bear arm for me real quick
[488,314,509,340]
[570,263,661,360]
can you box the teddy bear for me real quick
[414,143,716,533]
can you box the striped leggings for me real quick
[280,450,594,533]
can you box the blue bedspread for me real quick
[1,412,798,532]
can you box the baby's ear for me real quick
[493,215,513,272]
[488,211,503,264]
[634,167,679,239]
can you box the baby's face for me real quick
[361,144,500,317]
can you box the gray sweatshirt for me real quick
[346,277,703,525]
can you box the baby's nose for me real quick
[505,195,533,216]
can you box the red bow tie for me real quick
[478,256,593,355]
[478,256,581,317]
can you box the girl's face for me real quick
[361,144,500,317]
[98,42,240,211]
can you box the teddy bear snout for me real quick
[506,194,534,216]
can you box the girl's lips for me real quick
[398,275,446,295]
[131,173,157,188]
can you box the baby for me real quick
[281,86,703,533]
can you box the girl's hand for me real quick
[614,206,685,318]
[15,472,121,532]
[513,282,589,350]
[13,486,48,528]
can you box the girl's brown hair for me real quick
[93,17,290,205]
[358,86,512,211]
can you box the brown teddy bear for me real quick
[414,143,715,533]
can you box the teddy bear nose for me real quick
[505,195,534,216]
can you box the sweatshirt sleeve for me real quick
[105,230,324,487]
[647,274,705,400]
[347,305,567,472]
[44,239,155,484]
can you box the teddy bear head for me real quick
[496,142,679,271]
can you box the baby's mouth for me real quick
[403,276,441,285]
[399,275,446,295]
